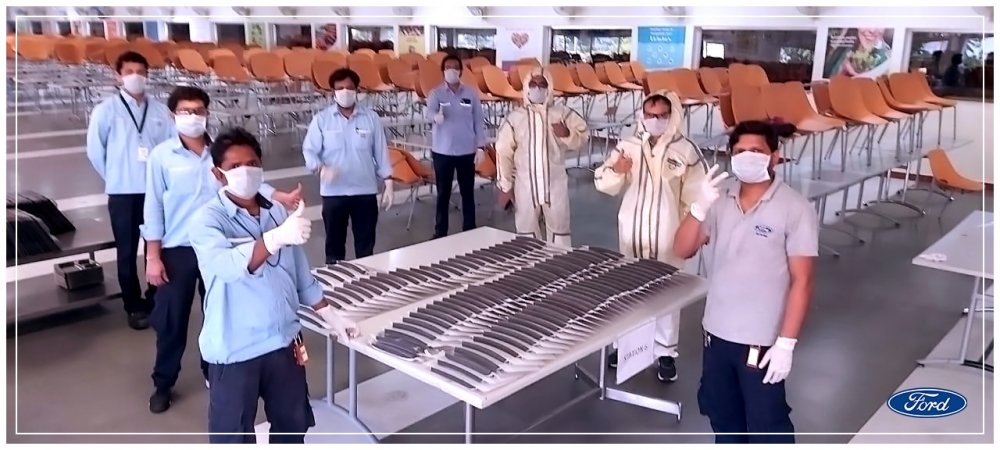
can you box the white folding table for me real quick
[912,210,994,371]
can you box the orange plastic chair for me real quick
[574,63,616,94]
[600,62,642,91]
[481,65,522,101]
[698,67,726,96]
[927,148,983,193]
[729,84,769,123]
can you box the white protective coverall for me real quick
[495,67,589,247]
[594,90,709,358]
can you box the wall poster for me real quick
[315,24,339,51]
[399,26,426,55]
[104,20,122,39]
[823,28,894,78]
[498,27,538,70]
[636,26,686,70]
[246,23,266,47]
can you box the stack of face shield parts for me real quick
[7,191,76,235]
[7,209,62,260]
[371,247,694,393]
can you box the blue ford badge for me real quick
[887,388,967,418]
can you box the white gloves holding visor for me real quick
[689,164,730,222]
[316,305,358,341]
[262,201,311,254]
[759,336,796,384]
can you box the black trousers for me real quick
[321,194,378,264]
[432,152,477,238]
[151,246,208,391]
[698,332,795,444]
[107,194,155,314]
[207,345,315,444]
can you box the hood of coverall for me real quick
[521,66,556,107]
[636,89,684,143]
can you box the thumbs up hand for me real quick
[262,200,312,254]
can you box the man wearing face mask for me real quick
[673,120,817,443]
[87,51,175,330]
[302,68,393,264]
[595,90,711,383]
[495,66,589,246]
[142,87,301,413]
[189,128,354,443]
[425,54,488,239]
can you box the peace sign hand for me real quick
[690,164,729,222]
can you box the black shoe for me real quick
[128,311,150,330]
[608,351,618,368]
[432,233,446,240]
[149,389,172,414]
[656,356,678,383]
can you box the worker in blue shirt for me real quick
[86,51,175,330]
[425,54,488,239]
[302,68,393,264]
[142,86,301,414]
[189,128,354,443]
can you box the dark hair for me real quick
[441,53,463,74]
[209,127,263,167]
[728,120,796,153]
[329,68,360,89]
[115,51,149,73]
[643,94,672,110]
[950,53,963,66]
[167,86,210,112]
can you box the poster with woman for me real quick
[315,24,338,51]
[823,28,894,78]
[399,26,426,55]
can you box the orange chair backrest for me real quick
[248,52,286,80]
[575,63,611,91]
[387,59,415,90]
[312,60,342,90]
[213,55,251,82]
[673,68,709,98]
[284,51,316,80]
[482,65,517,96]
[645,70,680,93]
[475,146,498,179]
[629,61,646,83]
[349,58,387,90]
[729,84,768,122]
[175,48,211,74]
[419,61,444,97]
[620,62,637,83]
[853,77,897,117]
[547,64,583,93]
[399,52,424,69]
[317,51,347,66]
[697,67,724,96]
[389,148,421,185]
[812,82,833,115]
[760,82,792,122]
[828,75,870,120]
[602,62,632,86]
[714,67,730,89]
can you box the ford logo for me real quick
[887,388,967,418]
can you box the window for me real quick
[703,42,725,59]
[7,21,15,34]
[550,29,631,63]
[698,29,817,83]
[216,23,246,45]
[57,22,71,37]
[30,21,42,35]
[348,26,394,51]
[168,23,190,42]
[124,22,144,39]
[908,31,994,100]
[89,21,105,38]
[437,28,496,50]
[274,24,312,48]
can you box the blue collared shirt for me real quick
[302,105,392,197]
[86,91,175,194]
[190,191,324,365]
[425,82,487,156]
[141,134,276,249]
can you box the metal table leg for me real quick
[349,348,359,418]
[326,335,335,407]
[464,403,475,444]
[918,277,993,372]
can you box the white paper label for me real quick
[616,319,656,385]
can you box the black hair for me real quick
[329,68,360,89]
[728,120,797,153]
[441,53,463,74]
[643,94,672,110]
[115,51,149,73]
[950,53,963,66]
[209,127,263,167]
[167,86,210,112]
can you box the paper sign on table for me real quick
[616,319,656,385]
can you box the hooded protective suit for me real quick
[595,90,709,358]
[495,66,589,246]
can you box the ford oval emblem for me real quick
[887,388,967,418]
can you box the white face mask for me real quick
[220,166,264,199]
[334,89,357,108]
[527,87,548,104]
[643,118,668,137]
[121,73,147,95]
[175,115,207,138]
[730,151,772,183]
[444,69,461,84]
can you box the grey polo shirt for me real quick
[700,180,819,346]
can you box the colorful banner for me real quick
[636,26,686,70]
[399,25,425,55]
[315,24,338,51]
[246,23,266,47]
[499,27,539,70]
[823,28,894,78]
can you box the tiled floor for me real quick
[4,102,994,444]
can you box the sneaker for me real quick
[608,351,618,368]
[656,356,678,383]
[128,312,150,330]
[149,389,172,414]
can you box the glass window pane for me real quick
[698,29,816,82]
[909,31,994,99]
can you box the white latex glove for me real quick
[319,165,337,184]
[474,148,485,165]
[262,201,311,254]
[380,179,394,211]
[759,336,796,384]
[689,164,730,222]
[434,110,445,125]
[316,304,358,341]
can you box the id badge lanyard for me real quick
[119,95,149,143]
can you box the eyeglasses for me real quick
[175,108,209,116]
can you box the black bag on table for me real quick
[6,191,75,235]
